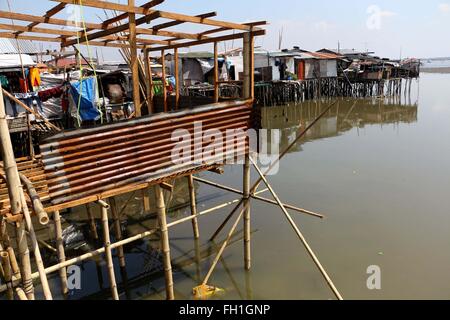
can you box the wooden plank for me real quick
[0,10,100,29]
[144,47,154,114]
[152,11,216,30]
[17,3,68,34]
[53,0,256,31]
[200,21,267,36]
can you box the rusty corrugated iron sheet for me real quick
[41,100,255,205]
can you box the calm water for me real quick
[4,73,450,300]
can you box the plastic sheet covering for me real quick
[70,77,101,122]
[40,73,65,119]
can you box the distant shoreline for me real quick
[421,67,450,74]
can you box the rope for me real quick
[75,0,102,126]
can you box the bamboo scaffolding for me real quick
[193,176,324,219]
[187,175,200,239]
[155,184,174,300]
[53,210,68,295]
[19,190,53,300]
[85,204,99,240]
[97,200,119,300]
[249,156,343,300]
[0,87,34,299]
[109,197,125,268]
[0,250,13,300]
[243,153,251,270]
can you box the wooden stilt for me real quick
[243,152,251,270]
[98,200,119,300]
[155,184,174,300]
[187,175,200,239]
[109,197,126,268]
[53,210,68,295]
[142,188,151,213]
[174,48,180,110]
[85,204,99,240]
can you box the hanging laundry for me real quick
[19,78,28,93]
[29,67,41,91]
[70,77,101,122]
[0,75,8,88]
[38,85,64,102]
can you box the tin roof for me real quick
[0,39,38,55]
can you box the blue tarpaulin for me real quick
[70,77,100,121]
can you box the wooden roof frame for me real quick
[0,0,266,50]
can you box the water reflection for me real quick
[261,97,418,153]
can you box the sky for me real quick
[1,0,450,61]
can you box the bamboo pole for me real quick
[85,204,99,240]
[98,200,119,300]
[109,197,125,268]
[155,184,174,300]
[128,0,141,117]
[15,287,28,300]
[174,48,180,110]
[19,173,49,225]
[249,156,343,300]
[161,49,168,112]
[213,42,219,102]
[142,189,151,213]
[144,47,154,114]
[0,87,34,299]
[0,250,13,300]
[243,153,251,270]
[53,210,68,295]
[187,175,200,239]
[19,190,53,300]
[193,176,324,218]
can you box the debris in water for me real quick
[192,284,225,300]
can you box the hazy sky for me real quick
[2,0,449,60]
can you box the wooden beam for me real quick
[0,11,100,30]
[200,21,267,36]
[53,0,258,31]
[0,33,143,49]
[0,23,77,37]
[146,29,265,52]
[62,11,161,47]
[152,11,216,30]
[137,29,209,41]
[102,0,164,27]
[16,3,68,35]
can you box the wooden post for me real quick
[144,47,154,114]
[53,210,68,295]
[213,42,219,102]
[243,153,251,270]
[243,32,255,100]
[0,87,34,299]
[142,189,151,213]
[155,184,174,300]
[98,200,119,300]
[129,0,141,117]
[187,175,200,239]
[109,197,125,268]
[162,49,168,112]
[85,204,98,240]
[174,48,180,110]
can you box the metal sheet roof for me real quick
[0,39,39,55]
